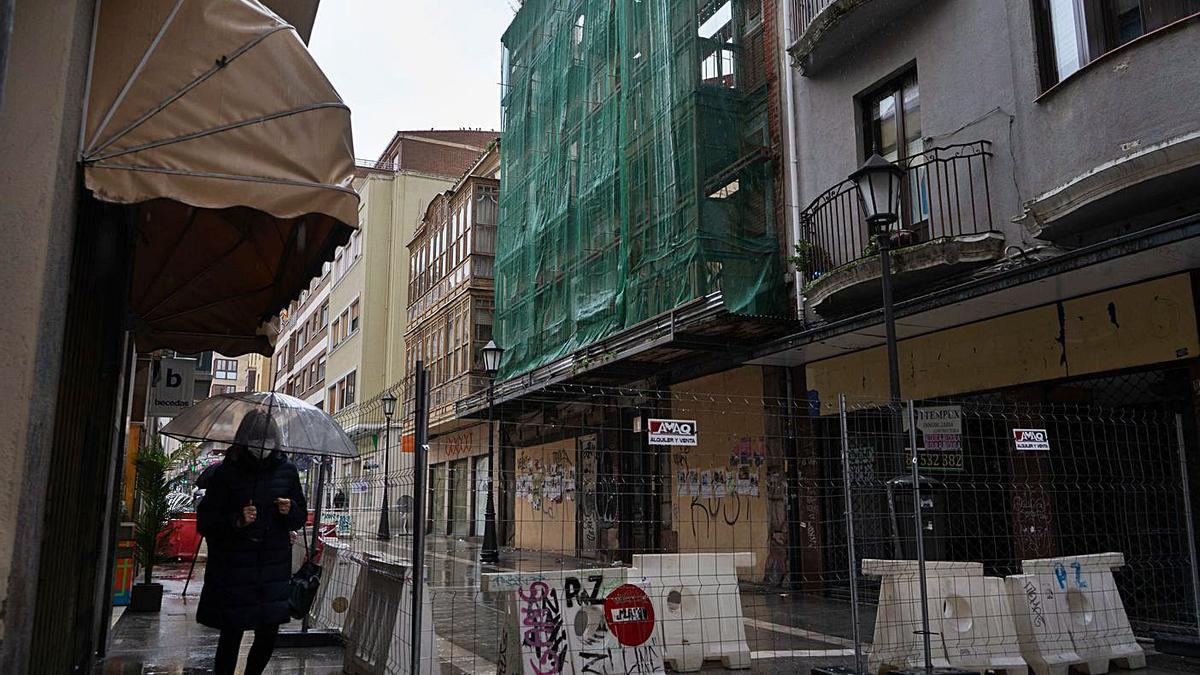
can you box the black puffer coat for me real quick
[196,447,307,630]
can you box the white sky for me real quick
[308,1,519,160]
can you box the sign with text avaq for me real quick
[1013,428,1051,452]
[647,419,697,446]
[149,357,196,417]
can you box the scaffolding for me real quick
[496,0,786,376]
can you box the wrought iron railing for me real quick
[793,0,838,41]
[797,141,994,280]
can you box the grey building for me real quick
[764,0,1200,400]
[753,0,1200,643]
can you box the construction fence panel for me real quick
[306,382,1200,674]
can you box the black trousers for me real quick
[214,623,280,675]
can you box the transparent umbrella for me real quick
[161,391,357,458]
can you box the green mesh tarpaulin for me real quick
[496,0,785,377]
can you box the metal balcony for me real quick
[797,142,1000,312]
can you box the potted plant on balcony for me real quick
[129,438,184,612]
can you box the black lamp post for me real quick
[850,153,906,402]
[479,339,504,565]
[377,390,398,541]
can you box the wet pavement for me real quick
[97,536,1200,674]
[97,563,343,674]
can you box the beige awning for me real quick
[82,0,358,356]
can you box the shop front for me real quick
[427,424,491,538]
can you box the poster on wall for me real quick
[577,434,600,558]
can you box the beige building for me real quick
[271,268,332,409]
[405,144,500,538]
[324,130,496,533]
[235,352,272,393]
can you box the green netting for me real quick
[496,0,785,377]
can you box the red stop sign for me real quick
[603,584,656,646]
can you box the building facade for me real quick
[322,130,497,536]
[472,0,1200,593]
[236,352,272,392]
[729,0,1200,600]
[272,268,332,410]
[405,143,500,538]
[479,0,795,579]
[772,2,1200,423]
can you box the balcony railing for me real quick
[793,0,838,40]
[798,141,994,280]
[355,157,397,172]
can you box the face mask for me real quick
[247,447,272,460]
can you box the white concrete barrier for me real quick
[938,573,1026,674]
[342,556,435,675]
[308,541,359,632]
[483,567,666,675]
[629,552,755,672]
[1007,573,1084,675]
[864,559,1025,674]
[1018,553,1145,675]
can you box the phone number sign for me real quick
[907,406,964,472]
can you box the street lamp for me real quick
[850,153,905,402]
[853,155,937,675]
[480,339,504,565]
[377,390,398,541]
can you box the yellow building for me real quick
[324,131,496,533]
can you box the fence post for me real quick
[907,401,933,675]
[410,362,429,675]
[838,394,864,672]
[1174,413,1200,639]
[303,455,329,633]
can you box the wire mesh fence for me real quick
[299,375,1200,674]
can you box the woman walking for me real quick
[197,411,307,675]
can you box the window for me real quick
[211,384,236,396]
[475,187,498,225]
[698,1,736,88]
[214,358,238,380]
[331,317,341,347]
[350,300,360,333]
[246,368,257,391]
[327,370,356,414]
[340,309,350,340]
[351,229,363,260]
[861,69,929,233]
[1032,0,1200,90]
[321,301,329,327]
[318,357,326,383]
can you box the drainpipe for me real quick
[0,0,12,112]
[780,0,806,324]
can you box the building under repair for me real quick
[496,0,788,376]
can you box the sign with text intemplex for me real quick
[148,358,196,417]
[904,405,964,471]
[647,418,697,446]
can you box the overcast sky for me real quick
[309,1,518,160]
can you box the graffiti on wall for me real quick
[577,435,599,557]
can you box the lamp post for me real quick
[852,154,935,675]
[850,153,906,402]
[377,390,398,541]
[479,339,504,565]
